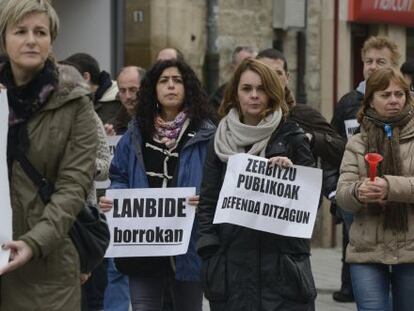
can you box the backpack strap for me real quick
[13,150,54,205]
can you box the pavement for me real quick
[311,248,356,311]
[202,247,357,311]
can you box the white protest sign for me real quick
[213,153,322,239]
[344,119,359,139]
[105,187,196,257]
[0,90,12,271]
[95,135,121,189]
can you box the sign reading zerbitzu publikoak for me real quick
[213,153,322,238]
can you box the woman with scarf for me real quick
[0,0,97,310]
[197,58,316,311]
[336,67,414,311]
[99,59,216,311]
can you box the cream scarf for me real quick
[214,107,283,162]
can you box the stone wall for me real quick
[217,0,274,83]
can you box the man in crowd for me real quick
[256,48,345,203]
[401,59,414,92]
[156,47,184,62]
[65,53,121,131]
[209,45,258,110]
[331,36,401,303]
[114,66,146,134]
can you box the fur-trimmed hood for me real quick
[42,64,93,111]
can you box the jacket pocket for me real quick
[349,215,378,252]
[277,254,316,303]
[201,252,227,301]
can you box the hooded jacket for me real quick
[0,64,97,311]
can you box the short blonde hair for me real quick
[361,36,401,68]
[0,0,59,51]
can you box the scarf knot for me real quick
[214,107,283,162]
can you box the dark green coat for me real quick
[1,65,97,311]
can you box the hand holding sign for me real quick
[0,241,33,276]
[105,187,196,257]
[268,156,293,168]
[99,196,114,213]
[213,154,322,239]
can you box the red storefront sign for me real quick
[349,0,414,27]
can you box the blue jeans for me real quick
[104,258,130,311]
[129,274,203,311]
[350,263,414,311]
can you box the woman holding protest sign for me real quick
[0,0,97,310]
[197,58,316,311]
[336,67,414,311]
[99,59,215,311]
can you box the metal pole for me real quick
[296,30,307,104]
[205,0,220,95]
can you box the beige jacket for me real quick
[337,117,414,264]
[1,64,97,311]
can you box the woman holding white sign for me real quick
[0,0,97,310]
[197,58,316,311]
[337,68,414,311]
[100,59,216,311]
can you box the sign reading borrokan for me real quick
[105,187,196,257]
[213,154,322,239]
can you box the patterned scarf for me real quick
[361,104,414,232]
[154,111,188,148]
[0,59,58,125]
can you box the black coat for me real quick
[197,119,316,311]
[331,90,363,140]
[289,104,346,198]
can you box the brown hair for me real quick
[219,58,288,119]
[361,36,401,68]
[357,67,412,123]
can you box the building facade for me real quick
[52,0,414,246]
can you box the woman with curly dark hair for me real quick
[99,59,216,311]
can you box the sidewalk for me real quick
[311,248,356,311]
[202,248,357,311]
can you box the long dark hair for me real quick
[137,59,215,140]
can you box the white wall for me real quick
[52,0,113,73]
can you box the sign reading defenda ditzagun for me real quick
[213,153,322,239]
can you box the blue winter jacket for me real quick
[109,119,215,281]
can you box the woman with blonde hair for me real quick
[197,58,316,310]
[337,67,414,310]
[0,0,97,310]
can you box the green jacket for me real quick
[1,65,97,311]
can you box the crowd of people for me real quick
[1,0,414,311]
